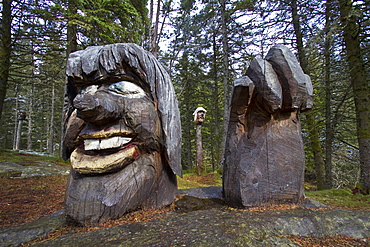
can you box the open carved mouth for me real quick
[83,136,132,151]
[70,135,140,174]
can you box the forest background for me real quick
[0,0,369,193]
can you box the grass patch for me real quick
[178,172,222,189]
[305,189,370,210]
[0,149,69,166]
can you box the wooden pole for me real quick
[14,120,22,150]
[193,107,206,176]
[196,124,202,175]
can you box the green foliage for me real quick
[306,189,370,210]
[0,0,150,154]
[76,0,149,45]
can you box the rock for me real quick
[0,210,66,247]
[301,198,331,209]
[30,208,370,247]
[0,161,69,178]
[174,195,225,213]
[178,186,223,199]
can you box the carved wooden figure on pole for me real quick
[193,107,206,176]
[223,45,313,208]
[62,43,181,225]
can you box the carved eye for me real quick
[79,85,98,94]
[108,81,145,98]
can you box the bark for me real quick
[47,84,55,153]
[306,111,326,189]
[61,0,78,156]
[324,0,333,189]
[220,0,231,162]
[212,30,221,170]
[290,0,326,189]
[12,88,19,150]
[66,0,78,57]
[27,83,34,150]
[339,0,370,194]
[0,0,12,119]
[150,0,161,58]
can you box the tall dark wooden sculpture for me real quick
[62,43,181,224]
[223,45,313,208]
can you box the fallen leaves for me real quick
[286,234,370,247]
[0,175,67,228]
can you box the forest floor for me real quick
[0,150,369,246]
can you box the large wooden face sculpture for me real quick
[65,62,161,174]
[62,43,181,224]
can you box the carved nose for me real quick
[73,93,98,122]
[73,87,121,125]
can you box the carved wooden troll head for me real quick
[62,43,181,224]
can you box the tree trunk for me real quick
[339,0,370,194]
[290,0,326,189]
[61,0,78,156]
[67,0,78,57]
[150,0,161,58]
[306,111,326,189]
[220,0,231,162]
[47,84,55,153]
[27,83,34,150]
[0,0,12,119]
[324,0,333,189]
[212,29,221,170]
[12,89,18,150]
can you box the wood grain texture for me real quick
[223,45,312,208]
[63,43,181,224]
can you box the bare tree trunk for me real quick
[220,0,231,163]
[324,0,333,189]
[12,88,18,150]
[27,83,34,150]
[339,0,370,194]
[0,0,12,119]
[212,29,221,170]
[148,0,154,49]
[67,0,78,56]
[291,0,326,189]
[47,84,55,153]
[61,0,78,156]
[150,0,161,58]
